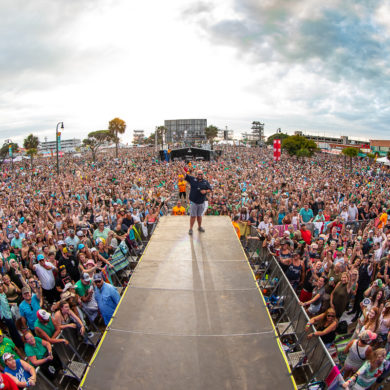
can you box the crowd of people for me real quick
[0,145,388,389]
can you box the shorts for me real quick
[190,201,205,217]
[179,191,186,199]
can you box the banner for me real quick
[8,145,12,157]
[57,132,61,151]
[273,139,281,162]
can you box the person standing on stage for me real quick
[178,175,187,203]
[183,167,212,235]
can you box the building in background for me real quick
[39,138,81,154]
[164,119,207,144]
[294,131,367,146]
[132,130,145,145]
[370,139,390,156]
[217,127,234,141]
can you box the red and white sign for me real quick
[273,139,281,161]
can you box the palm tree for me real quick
[341,147,359,171]
[108,118,126,158]
[205,125,219,149]
[23,134,39,169]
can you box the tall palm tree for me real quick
[23,134,39,169]
[108,118,126,158]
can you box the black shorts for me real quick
[179,192,186,199]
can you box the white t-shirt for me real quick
[33,262,56,290]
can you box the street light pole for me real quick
[56,122,64,174]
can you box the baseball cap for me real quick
[359,330,377,342]
[22,287,31,295]
[2,353,13,362]
[82,273,91,282]
[62,283,74,293]
[76,231,84,237]
[78,244,85,250]
[37,254,45,261]
[93,273,103,281]
[37,309,51,322]
[376,279,383,288]
[57,240,65,246]
[90,247,97,252]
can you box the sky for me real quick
[1,0,390,146]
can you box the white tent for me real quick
[377,156,390,166]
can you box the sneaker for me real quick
[188,229,193,235]
[198,227,205,232]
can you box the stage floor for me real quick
[80,216,296,390]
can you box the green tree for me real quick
[342,147,359,171]
[266,132,289,146]
[108,117,126,158]
[0,142,19,165]
[205,125,219,149]
[23,134,40,169]
[83,130,114,161]
[282,135,318,158]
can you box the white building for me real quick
[39,138,81,154]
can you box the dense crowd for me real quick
[0,145,388,389]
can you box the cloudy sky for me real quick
[1,0,389,146]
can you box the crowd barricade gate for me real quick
[54,333,88,384]
[35,367,58,390]
[245,226,336,388]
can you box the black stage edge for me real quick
[80,216,297,390]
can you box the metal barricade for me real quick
[245,226,336,388]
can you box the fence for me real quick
[245,226,337,389]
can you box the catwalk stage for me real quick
[80,216,296,390]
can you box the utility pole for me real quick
[56,122,64,174]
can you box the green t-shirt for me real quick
[34,317,55,338]
[25,337,47,363]
[74,279,92,297]
[0,336,20,368]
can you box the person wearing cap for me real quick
[55,240,65,261]
[24,330,62,381]
[0,281,24,349]
[93,273,120,325]
[342,330,376,379]
[32,254,59,304]
[0,330,23,369]
[34,309,68,346]
[74,273,99,321]
[183,166,212,235]
[19,286,42,332]
[3,352,36,388]
[65,228,80,250]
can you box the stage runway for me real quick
[80,216,296,390]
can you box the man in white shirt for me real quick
[33,254,59,304]
[347,202,359,222]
